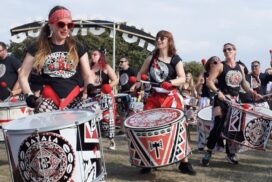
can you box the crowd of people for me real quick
[1,5,272,180]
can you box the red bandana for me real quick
[49,9,72,24]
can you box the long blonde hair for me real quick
[33,6,79,71]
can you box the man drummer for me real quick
[118,57,137,93]
[201,43,262,166]
[0,42,22,101]
[239,61,272,108]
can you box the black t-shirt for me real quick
[119,67,137,92]
[0,55,21,100]
[239,73,272,103]
[27,41,86,98]
[217,61,243,97]
[201,72,213,98]
[149,55,182,83]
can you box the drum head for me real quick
[0,101,26,108]
[3,110,95,133]
[254,107,272,120]
[124,108,184,129]
[197,106,212,121]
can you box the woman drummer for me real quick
[201,43,262,166]
[19,5,95,112]
[135,30,196,175]
[89,49,118,150]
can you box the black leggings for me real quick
[206,96,232,154]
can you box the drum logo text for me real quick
[18,132,75,182]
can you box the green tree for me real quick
[183,61,204,81]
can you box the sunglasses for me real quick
[252,64,259,68]
[156,36,166,41]
[92,53,98,56]
[223,48,233,53]
[55,21,75,29]
[119,61,127,64]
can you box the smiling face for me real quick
[223,44,236,60]
[155,36,169,50]
[50,18,74,41]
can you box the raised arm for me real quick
[19,53,35,94]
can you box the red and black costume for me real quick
[27,41,87,112]
[144,55,183,110]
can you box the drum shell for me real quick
[0,102,33,123]
[223,106,272,150]
[3,110,104,182]
[124,108,190,168]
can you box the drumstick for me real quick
[139,80,160,86]
[269,49,272,67]
[262,93,272,98]
[0,81,12,93]
[224,99,272,120]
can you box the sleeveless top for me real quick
[148,55,182,84]
[217,61,243,97]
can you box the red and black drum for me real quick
[2,110,105,182]
[124,108,190,168]
[223,105,272,151]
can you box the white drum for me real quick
[2,110,105,182]
[0,101,33,141]
[197,106,213,149]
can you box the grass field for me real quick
[1,127,272,182]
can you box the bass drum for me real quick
[3,110,105,182]
[124,108,190,168]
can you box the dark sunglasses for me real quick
[55,21,75,29]
[156,36,166,41]
[223,48,233,53]
[92,53,99,56]
[252,64,259,68]
[119,61,127,63]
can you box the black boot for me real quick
[178,162,196,175]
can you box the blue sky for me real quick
[1,0,272,71]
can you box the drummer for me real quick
[239,60,272,108]
[19,5,95,112]
[0,42,22,101]
[135,30,196,175]
[201,43,262,166]
[89,49,118,150]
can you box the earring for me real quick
[48,29,53,38]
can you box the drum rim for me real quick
[124,108,184,129]
[2,109,96,134]
[114,93,129,97]
[0,101,27,108]
[231,105,272,120]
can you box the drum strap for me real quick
[42,85,80,109]
[161,89,182,109]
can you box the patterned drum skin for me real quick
[3,110,105,182]
[124,108,190,168]
[223,106,272,150]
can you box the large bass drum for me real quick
[223,106,272,151]
[124,108,190,168]
[2,110,105,182]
